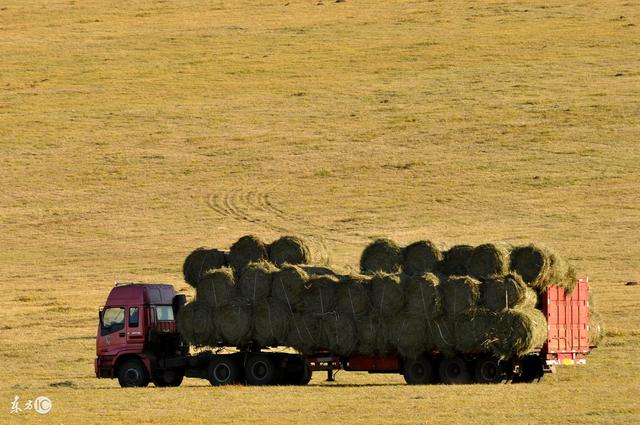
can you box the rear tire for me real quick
[438,355,472,385]
[245,353,280,386]
[207,356,241,386]
[402,356,435,385]
[474,356,508,384]
[118,359,150,388]
[283,356,312,385]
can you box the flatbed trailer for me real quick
[95,279,591,386]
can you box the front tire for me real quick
[118,359,150,388]
[403,355,435,385]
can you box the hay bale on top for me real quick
[360,238,402,274]
[404,273,442,319]
[268,235,310,267]
[183,248,227,287]
[547,252,577,293]
[386,314,430,360]
[509,245,551,289]
[301,275,338,314]
[468,243,510,280]
[438,245,473,276]
[370,272,404,317]
[228,235,268,272]
[286,313,323,353]
[238,261,276,304]
[493,308,547,359]
[402,240,443,276]
[253,297,291,347]
[196,267,236,309]
[589,310,604,348]
[440,275,481,317]
[178,301,216,347]
[454,309,498,353]
[336,274,372,316]
[355,315,380,355]
[323,313,357,356]
[272,264,309,310]
[217,298,253,347]
[482,273,538,312]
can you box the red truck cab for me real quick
[95,283,186,387]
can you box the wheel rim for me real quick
[481,362,497,381]
[252,361,269,380]
[411,363,425,377]
[448,363,461,377]
[125,368,140,385]
[214,364,231,383]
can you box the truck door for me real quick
[125,306,145,344]
[98,306,127,355]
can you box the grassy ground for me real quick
[1,0,639,423]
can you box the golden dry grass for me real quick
[1,0,639,423]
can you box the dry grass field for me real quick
[1,0,639,423]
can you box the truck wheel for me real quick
[283,356,312,385]
[118,359,150,388]
[512,355,543,383]
[438,356,472,385]
[153,368,184,387]
[402,356,435,385]
[207,356,241,386]
[245,353,279,386]
[474,356,508,384]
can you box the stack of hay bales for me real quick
[176,236,599,361]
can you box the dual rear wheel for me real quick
[402,355,510,385]
[207,353,312,386]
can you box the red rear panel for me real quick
[542,279,590,355]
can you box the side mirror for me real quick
[98,308,104,325]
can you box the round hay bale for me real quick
[228,235,268,272]
[272,264,309,311]
[589,310,605,348]
[355,315,380,355]
[494,308,547,359]
[301,275,338,314]
[323,313,357,356]
[482,273,538,312]
[268,235,310,267]
[402,240,443,276]
[454,309,498,353]
[336,274,372,316]
[440,275,481,317]
[403,273,442,319]
[509,245,551,289]
[183,248,227,287]
[360,238,402,274]
[177,301,216,346]
[217,298,253,347]
[286,313,323,353]
[548,252,577,293]
[237,261,276,304]
[370,273,404,317]
[196,267,237,308]
[438,245,473,276]
[253,297,291,347]
[468,243,510,280]
[427,318,455,356]
[386,314,429,360]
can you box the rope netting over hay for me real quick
[177,236,599,359]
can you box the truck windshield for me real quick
[156,305,174,321]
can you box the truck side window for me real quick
[101,307,125,336]
[129,307,139,327]
[156,305,174,321]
